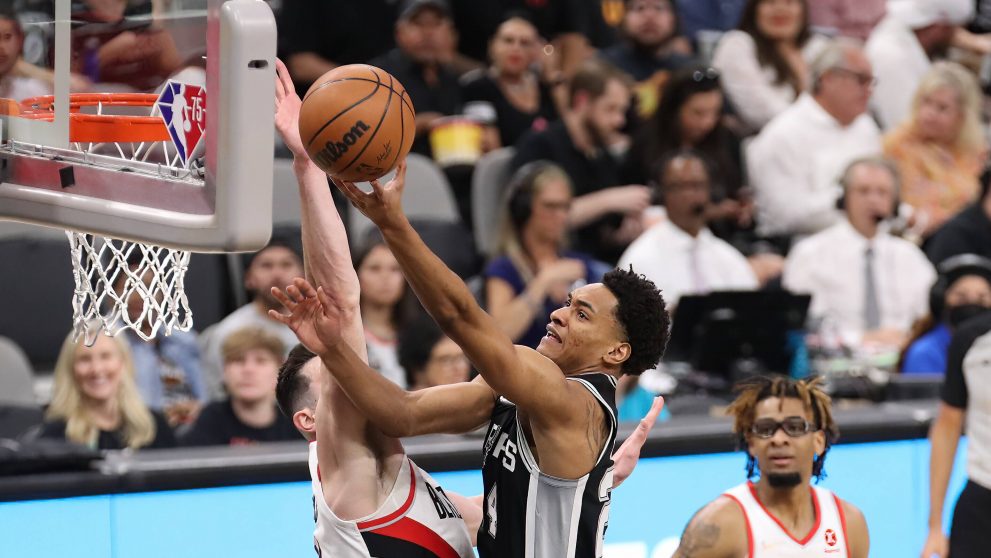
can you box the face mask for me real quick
[947,304,991,328]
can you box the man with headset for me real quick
[783,156,935,349]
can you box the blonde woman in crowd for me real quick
[883,62,987,239]
[38,330,176,450]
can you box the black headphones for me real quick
[505,161,560,230]
[835,158,901,217]
[928,254,991,319]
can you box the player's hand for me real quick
[920,528,948,558]
[274,58,307,160]
[610,396,664,489]
[332,160,408,229]
[269,278,343,354]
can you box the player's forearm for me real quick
[295,159,361,308]
[319,338,416,438]
[379,217,482,332]
[927,410,963,530]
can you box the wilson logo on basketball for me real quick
[824,528,837,546]
[314,120,370,168]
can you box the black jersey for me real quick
[476,373,619,558]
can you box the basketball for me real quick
[298,64,416,182]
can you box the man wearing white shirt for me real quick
[618,150,757,307]
[866,0,973,130]
[783,157,935,348]
[747,39,881,240]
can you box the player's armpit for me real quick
[447,493,483,547]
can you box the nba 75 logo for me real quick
[156,81,206,168]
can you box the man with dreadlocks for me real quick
[673,376,869,558]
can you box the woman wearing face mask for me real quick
[901,254,991,374]
[39,329,176,450]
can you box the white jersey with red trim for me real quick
[308,442,474,558]
[722,482,849,558]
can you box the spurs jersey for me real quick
[308,442,474,558]
[477,373,618,558]
[722,482,850,558]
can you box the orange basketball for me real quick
[299,64,416,182]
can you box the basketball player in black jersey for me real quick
[275,168,669,558]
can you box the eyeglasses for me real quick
[829,67,877,88]
[692,68,720,83]
[751,417,816,439]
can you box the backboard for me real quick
[0,0,276,252]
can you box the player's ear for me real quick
[813,429,826,456]
[293,408,316,434]
[604,342,631,367]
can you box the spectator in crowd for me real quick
[512,59,650,263]
[484,162,604,348]
[673,0,746,43]
[448,0,590,82]
[622,66,751,243]
[924,309,991,558]
[279,0,399,95]
[901,254,991,374]
[926,181,991,265]
[39,330,176,450]
[866,0,974,130]
[883,62,986,239]
[618,150,757,307]
[112,265,207,427]
[599,0,693,116]
[460,14,559,148]
[808,0,885,41]
[711,0,828,131]
[371,0,462,158]
[181,328,297,446]
[399,315,472,391]
[0,5,50,100]
[747,39,881,240]
[200,233,304,400]
[783,157,936,349]
[354,236,411,387]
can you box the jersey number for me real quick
[485,483,498,538]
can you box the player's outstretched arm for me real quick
[271,278,496,437]
[333,169,587,421]
[274,59,365,358]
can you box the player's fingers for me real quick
[643,396,665,426]
[285,283,305,303]
[395,159,408,185]
[295,277,318,298]
[270,287,294,309]
[275,58,293,97]
[267,309,291,325]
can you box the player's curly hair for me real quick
[601,267,670,376]
[727,375,839,482]
[276,344,317,417]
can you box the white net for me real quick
[67,232,193,345]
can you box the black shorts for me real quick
[950,480,991,557]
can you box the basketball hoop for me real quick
[17,93,198,344]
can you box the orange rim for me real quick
[19,94,173,144]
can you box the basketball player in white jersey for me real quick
[673,376,869,558]
[271,59,662,557]
[276,125,669,556]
